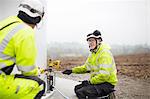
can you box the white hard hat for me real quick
[86,34,101,41]
[18,0,44,18]
[86,30,102,41]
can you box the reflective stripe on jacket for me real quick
[72,43,118,85]
[0,16,38,76]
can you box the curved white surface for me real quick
[42,77,80,99]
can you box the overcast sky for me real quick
[0,0,149,46]
[46,0,150,45]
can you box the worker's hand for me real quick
[82,80,90,86]
[62,69,72,75]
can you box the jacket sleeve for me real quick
[72,57,91,73]
[72,65,87,73]
[14,29,38,76]
[90,50,113,84]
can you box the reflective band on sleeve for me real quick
[0,24,25,51]
[85,62,91,71]
[92,65,99,70]
[0,24,25,68]
[0,53,15,62]
[17,65,36,72]
[99,70,110,75]
[98,64,113,68]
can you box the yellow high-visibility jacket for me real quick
[72,43,118,85]
[0,16,38,76]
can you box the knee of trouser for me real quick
[76,90,82,97]
[74,85,78,93]
[74,84,83,92]
[76,89,86,99]
[74,85,81,94]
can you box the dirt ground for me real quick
[51,53,150,99]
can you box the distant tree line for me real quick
[47,42,150,58]
[111,44,150,56]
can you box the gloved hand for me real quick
[86,70,90,73]
[62,69,72,75]
[82,80,90,86]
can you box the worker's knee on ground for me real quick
[74,85,78,94]
[74,86,77,92]
[75,87,92,98]
[74,84,83,94]
[75,89,85,98]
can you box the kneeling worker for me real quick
[0,0,45,98]
[63,30,118,99]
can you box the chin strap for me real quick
[35,18,44,30]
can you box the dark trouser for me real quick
[15,74,46,99]
[74,82,114,99]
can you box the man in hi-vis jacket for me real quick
[63,30,118,99]
[0,0,45,98]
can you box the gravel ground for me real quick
[50,53,150,99]
[54,71,150,99]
